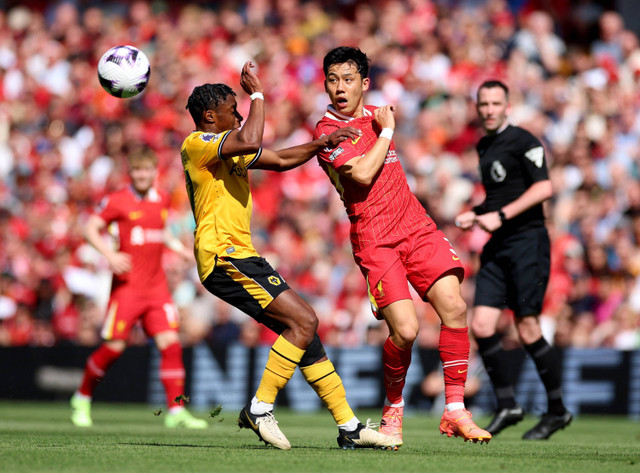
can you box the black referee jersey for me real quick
[472,125,549,237]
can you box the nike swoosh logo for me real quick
[351,136,361,145]
[243,410,258,430]
[452,256,460,261]
[457,369,468,374]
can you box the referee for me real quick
[455,80,572,440]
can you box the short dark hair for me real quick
[186,83,236,125]
[477,80,509,101]
[323,46,370,78]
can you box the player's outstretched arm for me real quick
[338,105,395,186]
[253,127,361,171]
[163,227,193,261]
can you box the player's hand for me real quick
[455,211,476,230]
[476,211,502,233]
[107,252,132,275]
[323,126,361,148]
[240,61,263,96]
[374,105,395,131]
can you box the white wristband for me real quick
[250,92,264,101]
[380,128,394,140]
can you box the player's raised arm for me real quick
[252,127,361,171]
[337,105,395,186]
[217,61,265,158]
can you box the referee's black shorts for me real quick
[474,226,550,317]
[203,256,290,326]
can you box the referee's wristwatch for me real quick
[498,209,507,223]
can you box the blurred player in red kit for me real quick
[313,46,490,444]
[70,149,207,429]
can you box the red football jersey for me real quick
[314,105,431,252]
[96,186,171,297]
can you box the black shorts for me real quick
[203,256,290,321]
[474,227,550,317]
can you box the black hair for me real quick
[185,83,236,125]
[477,80,509,101]
[323,46,370,78]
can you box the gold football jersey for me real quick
[181,130,261,281]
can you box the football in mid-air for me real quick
[97,45,150,98]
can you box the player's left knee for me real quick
[155,331,180,351]
[443,298,468,327]
[298,334,327,367]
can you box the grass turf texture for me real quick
[0,402,638,473]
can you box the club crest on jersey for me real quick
[329,146,344,162]
[490,160,507,182]
[200,133,219,143]
[525,146,544,168]
[268,276,281,286]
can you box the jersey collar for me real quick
[129,185,160,202]
[324,105,372,122]
[490,122,510,136]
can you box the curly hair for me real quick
[185,83,236,125]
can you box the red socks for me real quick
[78,344,122,397]
[439,325,470,405]
[160,342,186,409]
[382,337,412,404]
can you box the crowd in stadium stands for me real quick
[0,0,638,352]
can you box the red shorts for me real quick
[100,291,179,341]
[353,225,464,318]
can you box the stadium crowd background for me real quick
[0,0,638,354]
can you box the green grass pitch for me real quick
[0,402,638,473]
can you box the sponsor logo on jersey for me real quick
[200,133,218,143]
[329,146,344,162]
[351,135,361,145]
[230,161,248,177]
[129,210,143,221]
[385,149,398,164]
[525,146,544,168]
[130,226,164,246]
[490,160,507,182]
[268,276,281,286]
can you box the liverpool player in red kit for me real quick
[314,47,490,444]
[70,149,206,429]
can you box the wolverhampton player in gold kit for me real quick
[181,61,399,450]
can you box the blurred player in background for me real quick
[313,46,490,444]
[70,149,207,429]
[455,80,572,440]
[181,61,399,450]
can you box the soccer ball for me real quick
[97,45,150,98]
